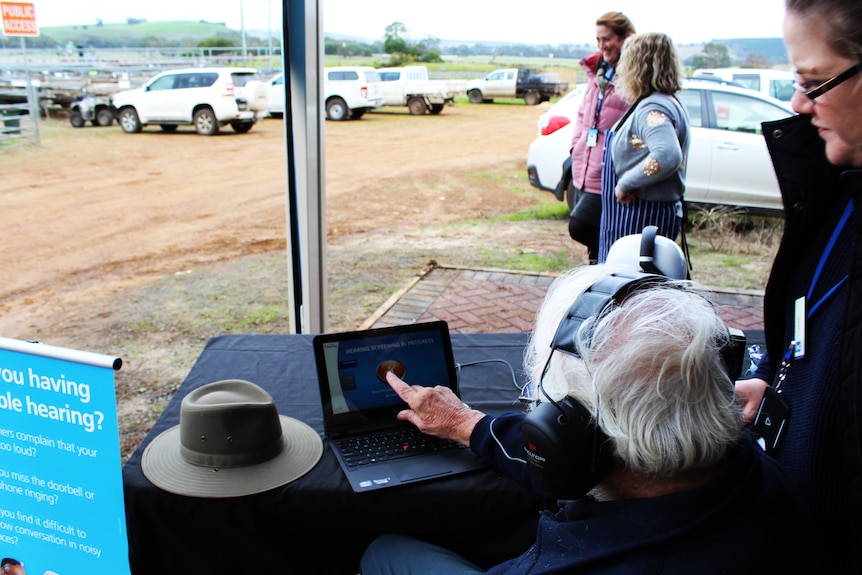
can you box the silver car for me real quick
[527,79,795,213]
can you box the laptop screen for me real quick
[313,321,457,437]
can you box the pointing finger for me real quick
[386,370,414,401]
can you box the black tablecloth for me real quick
[122,333,546,574]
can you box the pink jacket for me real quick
[570,53,631,194]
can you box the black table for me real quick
[122,333,546,574]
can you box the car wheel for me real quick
[230,121,254,133]
[69,110,85,128]
[159,124,178,132]
[118,108,142,133]
[193,108,218,135]
[524,90,540,106]
[326,98,348,121]
[95,108,114,126]
[429,104,445,115]
[407,97,427,115]
[468,89,483,104]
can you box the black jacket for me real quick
[470,413,811,574]
[759,113,862,566]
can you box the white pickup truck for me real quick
[324,66,384,120]
[377,66,465,115]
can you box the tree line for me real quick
[2,19,785,68]
[326,21,787,68]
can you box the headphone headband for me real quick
[550,271,668,357]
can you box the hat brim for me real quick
[142,415,323,498]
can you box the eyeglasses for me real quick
[793,62,862,101]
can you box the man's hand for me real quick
[386,371,486,446]
[735,378,769,424]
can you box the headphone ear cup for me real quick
[721,327,747,380]
[521,397,612,498]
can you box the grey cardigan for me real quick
[611,92,690,203]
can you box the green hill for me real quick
[5,21,788,67]
[6,20,250,49]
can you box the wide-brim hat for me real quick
[142,379,322,498]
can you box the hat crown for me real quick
[178,380,284,468]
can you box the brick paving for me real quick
[363,265,764,334]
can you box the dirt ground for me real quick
[1,102,557,331]
[1,101,578,457]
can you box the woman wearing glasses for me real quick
[735,0,862,568]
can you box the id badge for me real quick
[750,386,790,455]
[586,128,598,148]
[793,296,806,359]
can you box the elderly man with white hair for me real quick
[360,264,812,574]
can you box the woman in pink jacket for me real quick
[568,11,635,262]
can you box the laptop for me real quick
[312,320,487,492]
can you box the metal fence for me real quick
[0,45,285,146]
[0,46,284,78]
[0,88,38,143]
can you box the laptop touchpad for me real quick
[391,455,453,481]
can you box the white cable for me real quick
[489,417,527,465]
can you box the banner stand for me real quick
[0,337,130,575]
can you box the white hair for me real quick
[524,265,743,476]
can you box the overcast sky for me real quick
[29,0,787,46]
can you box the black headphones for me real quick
[521,271,746,499]
[638,225,661,275]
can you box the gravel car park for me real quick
[527,80,795,213]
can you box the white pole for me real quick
[240,0,248,65]
[21,36,39,143]
[268,0,274,71]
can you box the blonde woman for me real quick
[597,32,689,262]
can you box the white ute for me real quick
[377,65,465,115]
[323,66,384,120]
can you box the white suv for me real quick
[527,80,795,213]
[111,67,269,135]
[324,66,384,121]
[693,68,796,102]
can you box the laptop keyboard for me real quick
[335,427,466,469]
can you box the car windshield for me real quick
[709,91,791,135]
[148,75,176,91]
[770,79,795,101]
[231,72,259,87]
[363,70,382,82]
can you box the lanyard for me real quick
[806,200,854,319]
[592,64,614,128]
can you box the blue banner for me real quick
[0,338,129,575]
